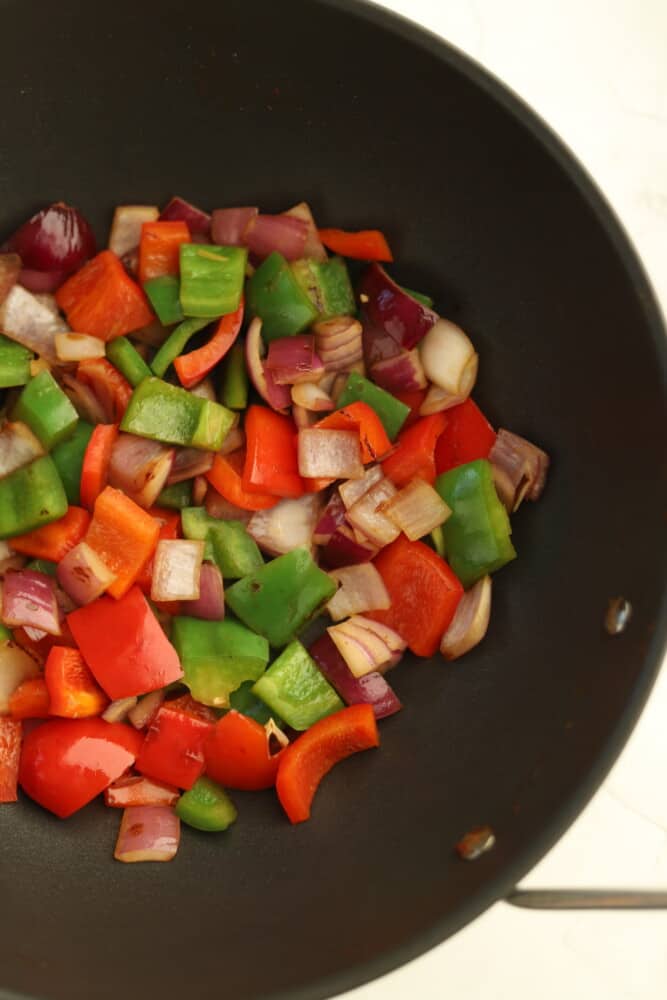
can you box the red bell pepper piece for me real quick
[138,220,190,284]
[104,772,180,808]
[84,486,160,599]
[9,505,90,561]
[68,586,183,699]
[9,677,51,720]
[392,388,427,428]
[174,299,244,389]
[205,711,284,791]
[79,424,119,511]
[243,405,304,499]
[276,705,379,824]
[434,398,496,474]
[55,250,154,341]
[0,717,22,803]
[45,646,108,719]
[207,450,280,511]
[18,717,142,818]
[368,535,464,656]
[315,401,392,464]
[77,358,133,422]
[135,698,215,790]
[382,413,448,487]
[317,228,393,263]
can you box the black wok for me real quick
[0,1,666,998]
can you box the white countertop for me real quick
[344,1,667,997]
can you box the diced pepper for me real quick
[8,677,51,720]
[55,250,154,341]
[84,487,159,598]
[0,333,32,388]
[220,341,248,410]
[229,679,283,727]
[77,358,133,421]
[172,616,269,707]
[0,717,22,803]
[382,413,448,487]
[9,505,89,561]
[68,586,183,699]
[120,376,235,452]
[247,251,319,341]
[150,318,210,378]
[138,220,190,284]
[336,372,409,441]
[317,228,393,262]
[206,450,279,512]
[12,370,79,449]
[179,243,247,318]
[143,274,185,325]
[434,398,496,474]
[430,524,446,558]
[106,336,152,388]
[205,710,284,791]
[157,480,193,510]
[79,423,118,510]
[175,776,237,832]
[392,388,427,428]
[290,256,355,320]
[435,459,516,587]
[243,405,303,499]
[44,646,108,718]
[369,534,464,656]
[0,456,68,539]
[180,507,263,579]
[135,698,215,789]
[276,704,379,823]
[226,547,337,648]
[25,559,57,576]
[51,420,93,504]
[253,640,343,731]
[315,401,392,464]
[174,300,244,389]
[104,773,179,808]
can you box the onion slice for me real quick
[159,197,211,236]
[108,434,174,509]
[105,773,180,808]
[298,428,363,480]
[0,284,68,363]
[0,253,22,305]
[283,202,327,262]
[371,349,427,393]
[128,690,165,730]
[182,562,225,621]
[0,421,45,480]
[338,465,383,510]
[382,478,451,540]
[309,633,401,719]
[440,575,492,660]
[290,380,334,412]
[211,207,258,246]
[313,316,363,373]
[61,374,108,425]
[56,542,116,605]
[167,447,214,485]
[347,478,400,547]
[54,332,106,362]
[114,805,180,863]
[327,615,406,678]
[419,319,478,397]
[2,570,61,635]
[489,429,550,512]
[319,525,376,569]
[360,263,439,363]
[102,697,139,724]
[248,494,323,557]
[205,488,252,523]
[151,540,204,602]
[245,214,308,261]
[108,205,159,257]
[265,335,324,384]
[313,492,347,545]
[326,564,391,621]
[245,317,290,412]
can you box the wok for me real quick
[0,1,666,998]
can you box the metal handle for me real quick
[507,888,667,910]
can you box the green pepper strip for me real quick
[175,777,238,832]
[179,244,247,319]
[143,275,185,326]
[120,377,235,452]
[12,370,79,450]
[157,480,193,510]
[181,508,263,580]
[172,616,269,708]
[0,334,32,388]
[336,371,409,441]
[247,251,319,342]
[220,342,249,410]
[150,318,210,378]
[0,455,68,539]
[106,337,152,388]
[50,420,93,505]
[290,256,355,321]
[252,639,343,731]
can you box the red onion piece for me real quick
[319,525,376,569]
[114,805,180,863]
[167,447,214,485]
[0,253,21,305]
[265,335,324,384]
[128,690,165,730]
[181,562,225,620]
[313,492,347,545]
[298,428,364,480]
[159,196,211,237]
[61,374,108,424]
[247,494,323,557]
[0,285,68,363]
[108,205,159,258]
[326,564,391,621]
[489,429,550,512]
[211,207,258,246]
[2,570,61,635]
[360,264,439,366]
[244,317,289,413]
[17,268,67,294]
[371,349,427,393]
[56,541,116,605]
[309,633,402,720]
[151,540,204,602]
[245,214,308,261]
[205,488,252,523]
[0,421,45,479]
[6,202,95,275]
[105,773,180,808]
[283,202,328,262]
[264,365,293,410]
[102,696,139,724]
[108,434,175,509]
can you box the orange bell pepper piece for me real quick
[382,413,448,487]
[138,220,190,284]
[317,228,393,262]
[10,505,90,561]
[55,250,154,340]
[174,300,244,389]
[315,401,392,464]
[205,711,285,791]
[44,647,108,719]
[9,677,51,720]
[0,717,22,803]
[206,450,279,512]
[79,423,119,511]
[84,486,160,599]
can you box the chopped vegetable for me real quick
[247,494,323,557]
[50,420,93,504]
[382,477,451,541]
[317,228,393,262]
[108,205,159,258]
[179,243,247,318]
[243,405,303,498]
[0,718,23,803]
[204,710,284,791]
[370,348,427,394]
[180,507,263,578]
[326,564,391,621]
[440,575,492,660]
[55,250,154,340]
[135,697,215,789]
[347,477,400,547]
[44,646,108,718]
[221,342,249,410]
[316,401,392,464]
[105,336,153,387]
[327,615,405,677]
[309,633,402,720]
[172,616,269,707]
[174,300,244,389]
[252,640,343,730]
[8,677,51,720]
[206,449,279,511]
[0,284,67,363]
[138,220,190,284]
[107,433,174,509]
[114,805,180,863]
[79,423,119,510]
[0,456,68,539]
[246,213,308,261]
[182,561,225,620]
[382,412,447,487]
[56,540,116,605]
[488,428,549,512]
[0,333,32,388]
[83,486,159,598]
[247,251,318,342]
[159,196,211,236]
[297,428,363,480]
[120,376,235,452]
[336,371,409,441]
[151,539,204,602]
[12,370,79,449]
[211,206,258,246]
[105,773,179,808]
[6,202,95,276]
[175,777,238,832]
[77,357,133,422]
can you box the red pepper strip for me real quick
[136,507,181,595]
[79,424,119,511]
[368,535,464,657]
[84,486,160,599]
[138,220,190,285]
[11,626,75,665]
[9,677,51,720]
[55,250,154,341]
[104,773,180,808]
[206,450,279,511]
[205,711,284,791]
[392,388,427,429]
[315,401,392,464]
[0,717,23,803]
[135,698,215,790]
[243,405,304,499]
[45,646,108,719]
[317,228,393,263]
[18,718,143,818]
[276,705,379,824]
[77,358,133,422]
[382,413,448,487]
[9,505,90,561]
[174,300,244,389]
[302,477,336,494]
[434,398,496,474]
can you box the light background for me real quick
[343,1,667,997]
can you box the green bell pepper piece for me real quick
[229,679,284,727]
[150,318,209,378]
[175,777,237,832]
[0,334,32,388]
[290,256,355,320]
[220,342,248,410]
[121,377,235,452]
[0,456,68,539]
[143,275,185,326]
[179,244,247,319]
[26,559,58,577]
[157,480,193,510]
[336,371,409,441]
[0,623,11,643]
[429,524,446,558]
[400,286,434,308]
[12,370,79,449]
[172,616,269,707]
[225,547,337,648]
[435,459,516,587]
[106,337,152,388]
[181,508,263,580]
[252,640,343,731]
[50,420,93,505]
[247,252,319,342]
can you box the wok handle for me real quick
[506,888,667,910]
